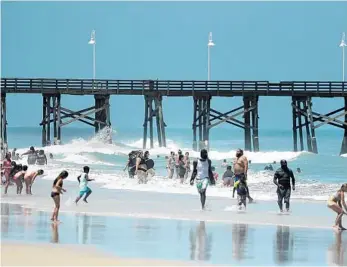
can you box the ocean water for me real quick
[4,126,347,202]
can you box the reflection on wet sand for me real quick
[274,225,294,264]
[327,231,347,266]
[232,224,249,261]
[189,221,212,261]
[51,223,59,243]
[76,214,90,244]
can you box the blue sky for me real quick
[2,1,347,130]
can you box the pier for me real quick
[1,78,347,155]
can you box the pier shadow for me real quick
[232,223,249,261]
[273,225,294,265]
[189,221,213,261]
[327,231,347,266]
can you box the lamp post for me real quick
[340,32,346,82]
[88,30,96,80]
[207,32,215,81]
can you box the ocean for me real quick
[5,126,347,203]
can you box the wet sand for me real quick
[1,242,198,266]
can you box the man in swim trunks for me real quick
[75,166,94,204]
[273,159,295,213]
[190,149,214,210]
[24,169,44,195]
[233,149,253,202]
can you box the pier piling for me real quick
[1,93,7,155]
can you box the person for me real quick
[135,151,148,184]
[190,149,214,210]
[296,167,301,173]
[233,149,253,203]
[221,159,228,168]
[24,169,44,195]
[15,153,22,160]
[36,150,47,165]
[167,151,175,179]
[75,166,94,204]
[222,165,234,187]
[327,184,347,231]
[124,151,139,178]
[177,154,186,184]
[273,159,295,213]
[234,175,249,210]
[211,167,218,185]
[2,152,12,194]
[144,151,155,177]
[12,165,27,194]
[51,170,69,223]
[184,152,191,180]
[11,148,18,160]
[264,164,274,171]
[22,146,37,165]
[49,153,54,159]
[175,150,183,179]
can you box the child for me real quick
[75,166,94,204]
[210,166,218,185]
[234,176,248,210]
[178,154,186,184]
[222,165,234,187]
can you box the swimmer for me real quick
[221,159,228,168]
[327,183,347,231]
[24,169,44,195]
[222,166,234,187]
[273,160,295,213]
[75,166,94,204]
[190,149,214,210]
[296,167,301,173]
[13,165,27,194]
[50,170,69,222]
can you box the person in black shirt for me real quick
[273,159,295,213]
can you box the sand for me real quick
[1,242,199,266]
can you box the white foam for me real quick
[341,153,347,158]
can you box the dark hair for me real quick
[227,165,232,170]
[22,165,28,171]
[179,154,184,161]
[30,146,35,151]
[59,170,69,179]
[17,164,23,171]
[83,166,90,173]
[211,166,215,171]
[37,169,44,175]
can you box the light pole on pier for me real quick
[207,32,215,81]
[339,32,347,82]
[88,30,96,80]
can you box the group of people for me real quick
[1,152,44,195]
[124,150,155,184]
[166,150,191,183]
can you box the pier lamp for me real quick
[339,32,346,82]
[88,30,96,80]
[207,32,215,82]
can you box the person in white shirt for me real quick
[75,166,94,204]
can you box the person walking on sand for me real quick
[50,170,69,223]
[327,183,347,231]
[12,165,27,194]
[24,169,44,195]
[190,149,214,210]
[75,166,95,204]
[233,149,253,203]
[273,160,295,213]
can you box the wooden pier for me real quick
[1,78,347,154]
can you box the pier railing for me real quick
[1,78,346,96]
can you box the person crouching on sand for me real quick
[24,169,44,195]
[327,183,347,231]
[50,170,68,223]
[75,166,94,204]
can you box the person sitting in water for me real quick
[234,175,249,210]
[24,169,44,195]
[222,166,234,187]
[13,165,28,195]
[36,150,47,165]
[75,166,94,204]
[327,183,347,231]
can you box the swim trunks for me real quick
[196,178,209,193]
[79,186,91,197]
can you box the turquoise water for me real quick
[1,203,346,266]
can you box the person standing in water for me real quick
[327,183,347,231]
[273,160,295,213]
[178,154,186,184]
[50,170,69,223]
[167,151,175,179]
[2,152,12,194]
[24,169,44,195]
[190,149,214,210]
[175,150,183,179]
[184,152,191,181]
[75,166,94,204]
[135,151,148,184]
[233,149,253,203]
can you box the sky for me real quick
[2,1,347,131]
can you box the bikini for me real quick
[51,178,63,198]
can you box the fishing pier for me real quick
[1,78,347,155]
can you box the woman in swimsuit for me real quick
[327,183,347,231]
[2,152,12,194]
[51,170,69,223]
